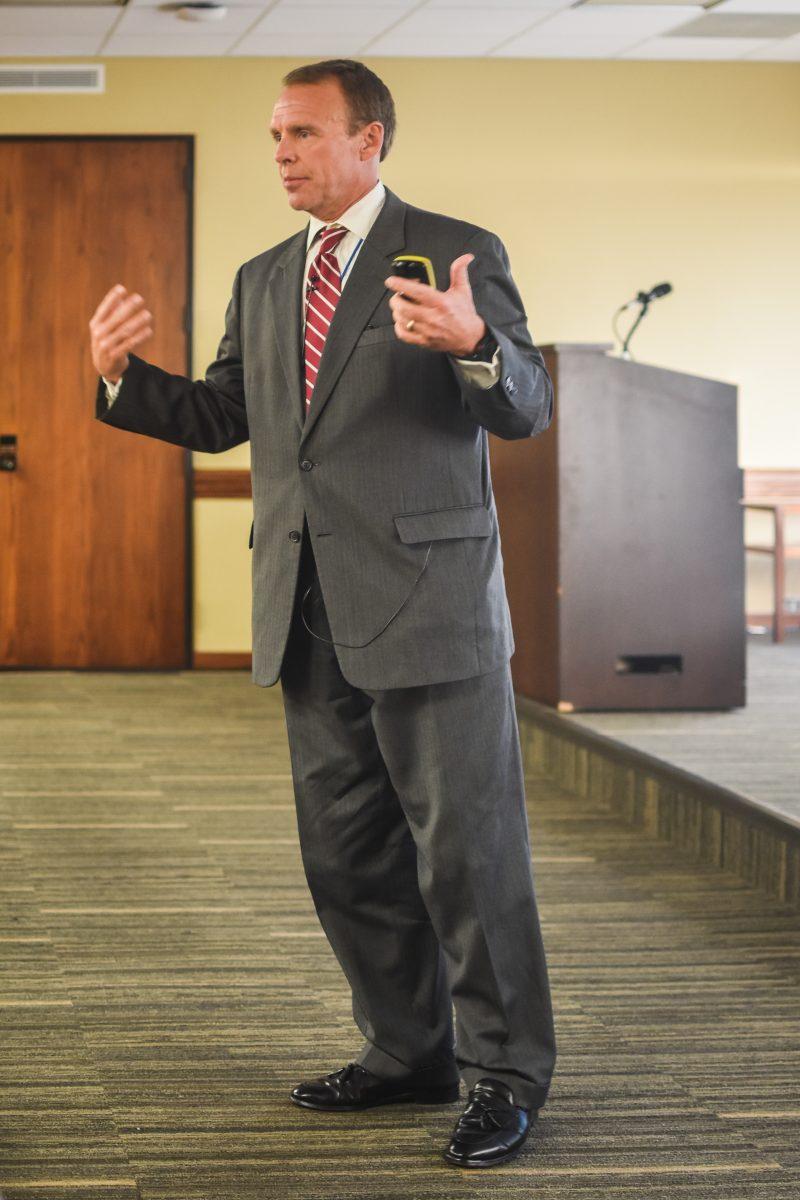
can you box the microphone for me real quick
[306,263,322,298]
[637,281,672,305]
[622,282,672,310]
[613,283,673,359]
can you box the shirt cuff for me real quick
[452,345,502,391]
[102,376,123,405]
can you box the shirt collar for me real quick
[306,180,386,251]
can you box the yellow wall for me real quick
[3,56,798,649]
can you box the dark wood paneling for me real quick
[744,468,800,500]
[193,651,252,669]
[0,137,192,668]
[489,347,560,706]
[748,612,800,629]
[193,469,252,499]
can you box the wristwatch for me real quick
[460,328,498,362]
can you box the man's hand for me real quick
[385,254,486,358]
[89,285,154,383]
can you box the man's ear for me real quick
[360,122,384,161]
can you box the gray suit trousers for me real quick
[279,523,556,1110]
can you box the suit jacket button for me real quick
[300,459,314,471]
[288,529,301,543]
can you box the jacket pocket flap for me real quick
[394,504,492,544]
[356,323,398,347]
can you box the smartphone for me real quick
[391,255,437,290]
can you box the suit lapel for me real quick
[301,188,406,443]
[268,230,307,433]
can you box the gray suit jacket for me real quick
[96,187,553,689]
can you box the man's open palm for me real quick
[89,285,154,383]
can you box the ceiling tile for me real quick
[350,32,521,55]
[715,0,800,12]
[492,5,707,54]
[102,32,238,53]
[581,0,705,4]
[230,32,365,54]
[618,34,777,57]
[743,29,800,56]
[0,34,105,54]
[0,0,112,6]
[125,0,270,6]
[493,33,646,56]
[425,0,574,7]
[275,0,417,6]
[3,0,798,61]
[668,11,800,35]
[250,2,407,38]
[369,5,543,39]
[0,5,119,35]
[508,4,701,40]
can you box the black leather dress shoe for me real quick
[290,1061,461,1112]
[444,1077,536,1168]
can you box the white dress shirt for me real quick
[104,178,500,403]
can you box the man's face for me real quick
[270,80,377,221]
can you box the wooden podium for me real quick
[490,343,745,711]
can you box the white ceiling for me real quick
[1,0,800,61]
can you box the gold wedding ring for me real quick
[406,318,415,332]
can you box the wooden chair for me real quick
[742,469,800,642]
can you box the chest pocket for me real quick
[356,323,398,348]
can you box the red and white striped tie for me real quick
[304,223,348,411]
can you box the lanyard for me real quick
[340,236,363,284]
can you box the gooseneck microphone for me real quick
[631,282,672,307]
[612,281,673,359]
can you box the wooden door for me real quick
[0,137,191,668]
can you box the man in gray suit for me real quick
[89,59,555,1169]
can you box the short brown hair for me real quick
[282,59,396,162]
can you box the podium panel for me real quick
[490,343,745,710]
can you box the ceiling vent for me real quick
[0,65,105,94]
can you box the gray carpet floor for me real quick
[1,670,799,1199]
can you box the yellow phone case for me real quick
[391,255,437,289]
